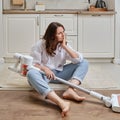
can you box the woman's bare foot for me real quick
[46,91,70,117]
[60,101,70,117]
[62,88,85,102]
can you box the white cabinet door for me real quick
[67,36,78,51]
[40,14,77,36]
[78,15,114,58]
[3,14,39,57]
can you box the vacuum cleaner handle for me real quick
[55,73,112,107]
[56,76,90,94]
[55,75,111,106]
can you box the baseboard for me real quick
[85,58,113,63]
[0,84,68,91]
[4,57,114,63]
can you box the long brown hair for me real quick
[43,22,65,56]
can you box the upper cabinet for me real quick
[78,14,114,58]
[3,14,39,56]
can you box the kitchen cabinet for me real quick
[39,14,78,50]
[66,36,78,51]
[3,14,39,57]
[40,14,77,35]
[3,12,115,59]
[78,14,114,58]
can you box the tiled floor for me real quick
[0,62,120,90]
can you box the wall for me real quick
[3,0,114,10]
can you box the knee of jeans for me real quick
[82,59,89,69]
[26,69,37,80]
[26,70,32,80]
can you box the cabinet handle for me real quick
[91,14,101,16]
[54,14,63,17]
[37,16,39,26]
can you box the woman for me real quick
[27,22,88,117]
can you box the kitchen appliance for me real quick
[8,53,33,76]
[95,0,106,8]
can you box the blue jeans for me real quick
[27,59,88,97]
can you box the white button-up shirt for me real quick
[31,40,83,71]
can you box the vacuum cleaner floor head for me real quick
[111,94,120,113]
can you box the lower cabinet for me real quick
[3,14,39,57]
[66,36,78,51]
[78,14,114,58]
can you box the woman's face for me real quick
[55,26,65,43]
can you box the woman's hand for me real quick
[60,34,79,58]
[61,34,67,48]
[44,67,56,80]
[34,64,56,80]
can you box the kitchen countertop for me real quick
[3,9,116,15]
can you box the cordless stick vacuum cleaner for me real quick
[8,53,120,113]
